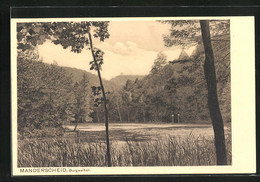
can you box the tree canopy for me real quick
[161,20,230,47]
[17,22,110,52]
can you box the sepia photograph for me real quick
[11,17,255,175]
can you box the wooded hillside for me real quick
[110,75,145,87]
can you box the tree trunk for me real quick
[143,107,146,122]
[127,109,130,122]
[156,107,159,121]
[116,99,122,122]
[73,119,78,132]
[73,114,79,131]
[200,20,227,165]
[88,32,111,167]
[96,108,100,123]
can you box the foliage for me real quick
[17,58,96,135]
[17,22,109,52]
[161,20,230,47]
[17,59,75,132]
[72,73,93,128]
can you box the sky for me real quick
[38,21,196,80]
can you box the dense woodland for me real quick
[17,33,230,134]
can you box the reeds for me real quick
[18,134,231,167]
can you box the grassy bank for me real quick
[18,134,231,167]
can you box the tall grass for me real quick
[18,134,231,167]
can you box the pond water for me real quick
[63,123,231,143]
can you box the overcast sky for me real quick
[38,21,195,80]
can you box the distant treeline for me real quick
[17,38,230,133]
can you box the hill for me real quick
[61,66,119,91]
[110,75,145,87]
[38,63,122,92]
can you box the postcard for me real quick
[11,16,255,175]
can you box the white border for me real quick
[11,16,256,176]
